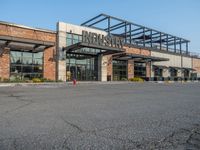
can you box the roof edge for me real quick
[0,20,56,34]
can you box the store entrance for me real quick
[66,54,98,81]
[69,65,87,81]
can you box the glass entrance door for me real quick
[77,65,86,81]
[66,54,98,81]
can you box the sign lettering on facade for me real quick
[82,30,124,49]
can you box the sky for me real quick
[1,0,200,53]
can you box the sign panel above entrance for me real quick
[63,31,124,56]
[82,30,124,49]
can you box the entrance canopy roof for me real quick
[0,35,55,53]
[81,14,190,55]
[63,42,124,56]
[169,66,195,71]
[113,53,169,62]
[153,65,168,69]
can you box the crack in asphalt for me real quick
[60,116,84,133]
[60,118,200,150]
[0,93,34,116]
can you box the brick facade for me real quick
[124,46,151,56]
[0,48,10,80]
[43,47,56,80]
[146,62,151,78]
[0,23,56,80]
[124,46,151,78]
[192,58,200,74]
[0,24,55,42]
[128,60,134,79]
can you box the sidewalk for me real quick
[0,80,199,87]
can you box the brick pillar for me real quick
[43,47,56,80]
[107,55,112,81]
[146,62,151,78]
[128,60,134,79]
[0,47,10,80]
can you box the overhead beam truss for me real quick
[81,14,190,54]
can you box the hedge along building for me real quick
[58,14,200,81]
[0,21,56,81]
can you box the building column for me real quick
[146,62,151,78]
[128,59,134,79]
[57,24,67,81]
[177,69,182,77]
[43,47,56,80]
[107,55,113,81]
[163,68,169,78]
[98,55,108,81]
[0,47,10,80]
[151,63,154,78]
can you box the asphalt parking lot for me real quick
[0,82,200,150]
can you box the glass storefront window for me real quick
[66,33,82,46]
[10,50,43,80]
[170,68,177,77]
[113,60,127,81]
[183,70,189,78]
[154,68,163,77]
[134,62,146,78]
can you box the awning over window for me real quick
[63,42,124,56]
[169,66,195,71]
[182,67,195,71]
[113,53,169,62]
[0,35,55,52]
[153,65,168,69]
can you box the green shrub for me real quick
[129,77,144,82]
[40,78,55,82]
[121,78,128,81]
[32,78,42,83]
[1,78,10,83]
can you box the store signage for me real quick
[82,30,124,49]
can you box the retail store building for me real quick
[1,14,200,82]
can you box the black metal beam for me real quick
[81,14,103,26]
[123,27,143,35]
[108,23,126,32]
[87,17,108,27]
[108,17,110,35]
[104,22,124,31]
[167,40,188,46]
[125,22,127,43]
[129,24,132,44]
[186,42,188,54]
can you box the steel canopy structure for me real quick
[63,42,124,56]
[112,53,169,62]
[0,35,55,54]
[81,14,190,55]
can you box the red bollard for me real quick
[73,79,77,86]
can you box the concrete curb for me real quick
[0,81,199,87]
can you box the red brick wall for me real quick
[128,60,134,79]
[0,24,55,42]
[0,23,56,80]
[124,46,151,78]
[0,48,10,79]
[192,58,200,73]
[123,46,151,56]
[146,62,151,78]
[43,47,56,80]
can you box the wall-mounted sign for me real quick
[82,30,124,49]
